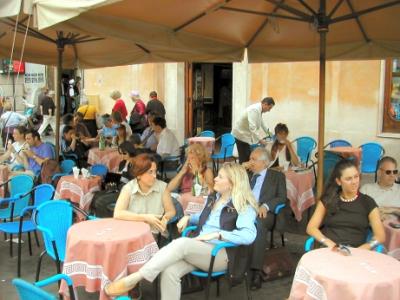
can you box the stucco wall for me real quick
[247,60,399,163]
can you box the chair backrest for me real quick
[359,142,384,173]
[327,139,352,148]
[323,151,343,186]
[44,142,56,160]
[33,184,55,207]
[90,164,108,178]
[34,200,73,262]
[60,160,76,174]
[294,136,317,165]
[220,133,235,157]
[199,130,215,138]
[10,174,34,217]
[12,278,56,300]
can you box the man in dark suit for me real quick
[243,147,287,290]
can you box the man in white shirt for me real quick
[232,97,275,163]
[151,117,180,158]
[360,156,400,207]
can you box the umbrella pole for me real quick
[316,0,327,199]
[55,45,64,161]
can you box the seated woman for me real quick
[105,162,258,298]
[307,159,385,249]
[113,153,175,235]
[113,125,127,147]
[0,126,27,169]
[94,141,136,218]
[166,143,214,194]
[266,123,300,169]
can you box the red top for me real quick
[132,99,146,115]
[112,99,128,121]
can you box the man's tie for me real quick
[250,173,260,190]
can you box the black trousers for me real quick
[235,138,251,164]
[250,212,275,270]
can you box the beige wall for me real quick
[83,63,165,114]
[247,60,399,163]
[83,60,399,163]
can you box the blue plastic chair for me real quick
[0,183,54,277]
[311,151,343,186]
[33,200,93,281]
[324,139,352,148]
[182,226,251,300]
[90,164,108,178]
[51,159,76,184]
[199,130,215,138]
[293,136,317,166]
[12,274,76,300]
[359,142,385,174]
[211,133,236,173]
[269,203,286,248]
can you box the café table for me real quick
[60,218,158,300]
[177,192,208,215]
[285,169,315,221]
[55,175,102,212]
[88,147,123,173]
[0,164,10,197]
[327,146,362,166]
[289,247,400,300]
[187,137,215,154]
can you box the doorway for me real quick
[185,63,232,137]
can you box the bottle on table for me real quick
[192,171,203,197]
[99,134,106,151]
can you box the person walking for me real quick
[231,97,275,163]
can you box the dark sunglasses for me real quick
[381,169,398,175]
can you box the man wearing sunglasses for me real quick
[360,156,400,207]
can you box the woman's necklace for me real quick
[340,193,358,202]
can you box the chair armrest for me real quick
[211,241,237,257]
[88,215,98,220]
[304,236,315,252]
[51,172,69,181]
[0,193,24,205]
[274,203,286,215]
[20,205,36,217]
[35,273,73,288]
[182,225,198,237]
[36,225,55,241]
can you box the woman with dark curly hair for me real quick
[307,159,385,249]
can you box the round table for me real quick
[55,175,102,212]
[187,137,215,154]
[384,219,400,252]
[178,192,208,215]
[88,147,123,173]
[289,247,400,300]
[60,218,159,300]
[285,169,315,221]
[327,146,362,166]
[0,164,10,197]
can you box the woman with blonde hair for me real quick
[106,162,258,299]
[166,143,214,194]
[110,90,128,122]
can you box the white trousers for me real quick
[140,237,228,300]
[38,115,56,135]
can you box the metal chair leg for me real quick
[35,251,46,281]
[281,233,285,247]
[216,278,220,297]
[17,231,23,277]
[28,232,33,256]
[205,276,211,300]
[244,272,252,300]
[34,231,40,247]
[9,233,13,257]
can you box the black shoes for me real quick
[250,271,262,290]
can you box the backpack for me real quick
[40,159,61,184]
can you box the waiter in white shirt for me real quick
[232,97,275,163]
